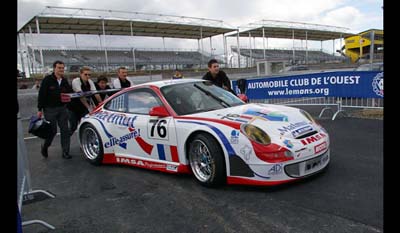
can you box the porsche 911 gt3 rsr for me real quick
[78,79,330,187]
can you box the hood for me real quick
[190,103,318,139]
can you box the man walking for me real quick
[37,60,72,159]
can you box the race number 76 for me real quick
[148,119,168,139]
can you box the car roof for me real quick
[127,78,203,90]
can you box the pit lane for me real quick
[20,114,383,233]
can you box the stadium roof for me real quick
[17,6,236,39]
[227,20,355,41]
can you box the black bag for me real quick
[28,115,52,139]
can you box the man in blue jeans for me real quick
[37,60,72,159]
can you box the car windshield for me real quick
[161,81,244,115]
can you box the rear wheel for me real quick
[188,133,226,187]
[80,124,104,165]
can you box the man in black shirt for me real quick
[37,60,72,159]
[202,59,236,95]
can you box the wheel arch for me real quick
[184,130,227,172]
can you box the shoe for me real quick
[41,144,48,158]
[62,152,72,159]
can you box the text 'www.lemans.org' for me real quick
[267,88,330,96]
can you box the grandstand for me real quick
[17,7,368,77]
[227,20,353,67]
[232,47,347,65]
[28,46,216,72]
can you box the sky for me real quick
[17,0,383,59]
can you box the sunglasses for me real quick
[83,73,91,76]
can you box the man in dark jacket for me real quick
[37,60,72,159]
[202,59,236,95]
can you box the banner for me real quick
[232,71,383,99]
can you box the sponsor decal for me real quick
[116,157,145,166]
[291,125,313,138]
[116,157,166,169]
[314,142,327,154]
[219,113,250,123]
[230,130,240,144]
[283,139,294,149]
[372,72,383,97]
[243,109,288,122]
[300,132,327,146]
[240,145,252,160]
[278,121,309,134]
[93,111,137,128]
[104,129,141,148]
[268,164,283,175]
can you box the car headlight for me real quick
[240,124,271,145]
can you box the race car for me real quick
[78,79,330,187]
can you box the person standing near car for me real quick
[68,66,102,135]
[93,75,111,106]
[37,60,72,159]
[202,59,236,95]
[112,66,132,89]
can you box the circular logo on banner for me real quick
[372,72,383,97]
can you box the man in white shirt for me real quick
[68,66,102,134]
[112,66,132,89]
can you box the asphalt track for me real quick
[20,113,383,233]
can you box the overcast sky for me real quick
[17,0,383,55]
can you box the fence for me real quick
[232,71,383,120]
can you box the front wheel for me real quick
[188,133,226,187]
[80,124,104,165]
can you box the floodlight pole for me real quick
[22,31,32,77]
[162,37,166,51]
[17,34,26,77]
[369,30,375,64]
[223,34,228,67]
[305,31,308,64]
[292,29,295,65]
[332,39,335,57]
[200,27,203,69]
[236,28,241,68]
[248,32,252,68]
[210,36,212,57]
[102,19,109,73]
[74,34,78,49]
[130,21,137,72]
[35,17,45,76]
[262,27,266,60]
[28,26,37,74]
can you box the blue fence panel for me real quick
[232,71,383,99]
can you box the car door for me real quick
[118,88,178,167]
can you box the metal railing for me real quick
[249,97,383,120]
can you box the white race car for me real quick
[78,79,330,187]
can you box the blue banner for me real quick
[232,71,383,99]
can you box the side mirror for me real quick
[149,106,170,117]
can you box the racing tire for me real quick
[188,133,226,187]
[80,124,104,165]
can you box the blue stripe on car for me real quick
[157,144,166,160]
[177,120,236,157]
